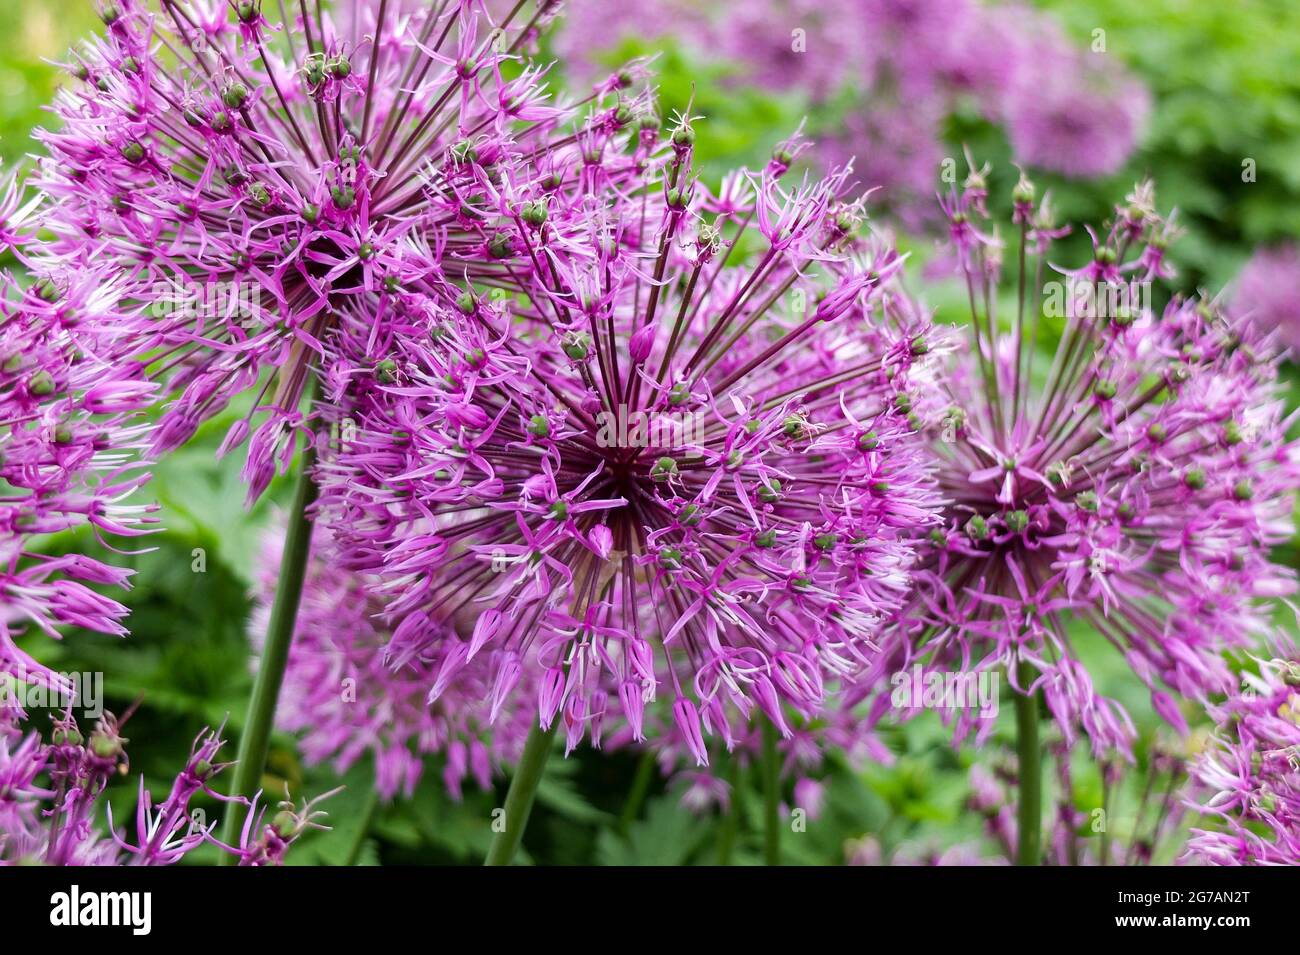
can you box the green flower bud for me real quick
[561,331,591,361]
[650,456,678,483]
[29,371,56,396]
[222,82,249,109]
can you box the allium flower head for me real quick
[316,97,944,764]
[1185,657,1300,865]
[31,0,567,502]
[1000,14,1150,179]
[893,166,1299,757]
[0,706,329,866]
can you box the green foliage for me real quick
[1035,0,1300,289]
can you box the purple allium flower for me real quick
[1233,244,1300,355]
[313,100,944,763]
[627,675,893,800]
[30,0,567,502]
[1184,657,1300,865]
[888,166,1300,757]
[1000,22,1151,180]
[108,724,236,864]
[250,524,537,800]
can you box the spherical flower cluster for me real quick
[313,93,944,763]
[999,12,1151,179]
[250,525,537,800]
[1233,244,1300,355]
[30,0,567,503]
[1185,657,1300,865]
[892,167,1299,757]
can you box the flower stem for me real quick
[218,436,319,862]
[619,748,656,835]
[717,751,742,865]
[761,718,781,866]
[343,786,380,867]
[1014,660,1041,866]
[484,720,557,866]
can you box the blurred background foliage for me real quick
[6,0,1298,865]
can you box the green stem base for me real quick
[484,720,558,866]
[1014,660,1042,866]
[219,445,319,862]
[761,718,781,866]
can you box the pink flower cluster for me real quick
[884,166,1300,758]
[0,707,327,865]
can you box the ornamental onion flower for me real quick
[1184,656,1300,865]
[555,0,1149,224]
[30,0,568,502]
[888,165,1299,758]
[313,96,944,765]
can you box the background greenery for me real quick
[7,0,1298,865]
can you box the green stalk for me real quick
[717,751,742,865]
[1014,660,1042,866]
[761,718,781,866]
[219,434,319,861]
[343,787,380,867]
[619,749,656,835]
[484,721,558,866]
